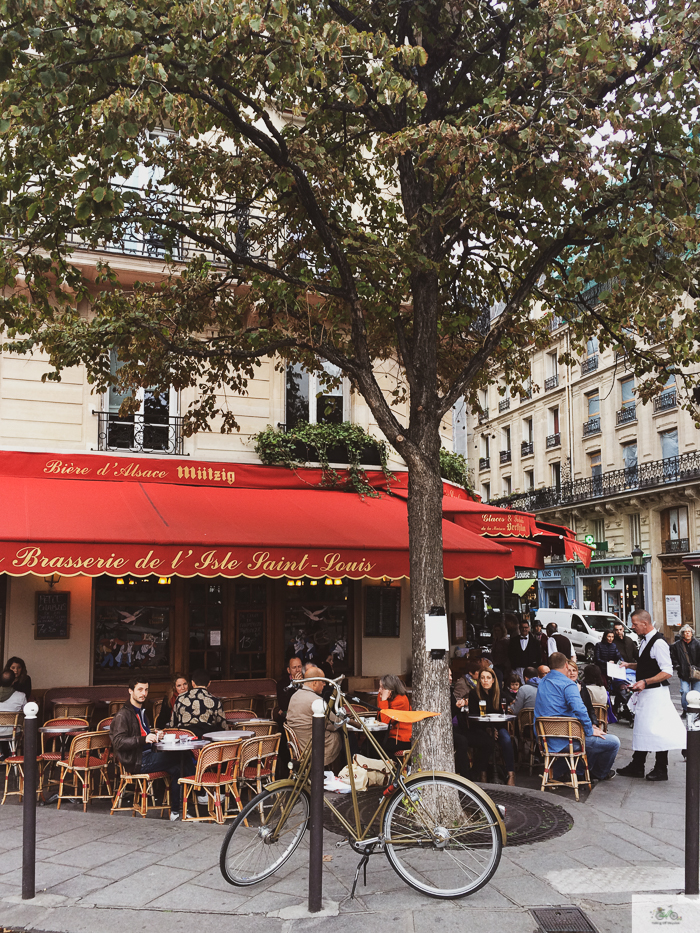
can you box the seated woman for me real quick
[582,663,608,723]
[377,675,412,758]
[593,630,622,686]
[156,673,191,729]
[3,657,31,699]
[468,668,516,786]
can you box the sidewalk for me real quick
[0,716,692,933]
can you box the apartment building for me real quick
[467,316,700,637]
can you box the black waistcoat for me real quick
[636,631,668,688]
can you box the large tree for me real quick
[1,0,700,768]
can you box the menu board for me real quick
[364,587,401,638]
[35,592,70,640]
[238,610,265,653]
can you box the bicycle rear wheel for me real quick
[382,774,502,898]
[220,785,310,886]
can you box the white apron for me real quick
[632,686,687,752]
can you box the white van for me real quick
[534,608,638,661]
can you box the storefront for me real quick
[537,566,576,610]
[0,450,515,690]
[574,556,650,620]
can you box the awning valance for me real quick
[0,452,514,581]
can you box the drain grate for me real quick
[531,906,598,933]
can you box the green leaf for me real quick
[75,200,93,221]
[92,187,106,203]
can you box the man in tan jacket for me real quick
[286,665,341,767]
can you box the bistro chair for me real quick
[111,763,171,819]
[180,740,242,824]
[221,695,256,713]
[236,734,281,800]
[225,709,257,724]
[536,716,592,803]
[108,700,125,717]
[256,693,278,718]
[56,731,113,811]
[244,720,279,738]
[0,712,25,805]
[283,724,302,773]
[0,710,23,756]
[592,704,608,732]
[97,716,114,731]
[53,701,94,721]
[517,708,538,775]
[39,717,89,793]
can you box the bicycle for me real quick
[219,676,505,899]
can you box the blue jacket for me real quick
[534,669,593,753]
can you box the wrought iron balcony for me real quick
[489,450,700,512]
[581,355,599,375]
[616,404,636,425]
[96,411,184,455]
[654,390,677,412]
[521,441,534,457]
[544,374,559,391]
[520,387,533,401]
[546,433,561,449]
[548,315,564,331]
[498,398,510,413]
[664,538,689,554]
[583,416,601,437]
[500,449,512,464]
[479,457,490,471]
[478,409,489,424]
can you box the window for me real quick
[589,450,602,476]
[286,361,345,430]
[503,476,512,496]
[480,389,489,411]
[587,336,599,357]
[547,352,558,377]
[628,513,641,549]
[621,377,635,409]
[524,469,534,490]
[622,441,638,482]
[549,406,560,434]
[660,428,679,461]
[102,350,179,453]
[551,461,561,489]
[593,518,605,542]
[502,425,511,451]
[587,391,600,417]
[481,482,491,501]
[481,435,490,458]
[661,506,689,553]
[523,418,533,444]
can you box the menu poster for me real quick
[35,592,70,640]
[665,594,682,627]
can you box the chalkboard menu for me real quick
[237,610,265,653]
[35,592,70,640]
[364,587,401,638]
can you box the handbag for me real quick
[680,641,700,682]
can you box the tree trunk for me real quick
[405,437,455,774]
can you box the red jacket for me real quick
[378,694,412,743]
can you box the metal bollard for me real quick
[22,701,39,901]
[685,689,700,896]
[308,697,325,913]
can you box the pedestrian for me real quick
[670,624,700,718]
[617,610,686,781]
[594,630,622,686]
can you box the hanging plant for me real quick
[439,448,474,493]
[252,421,392,497]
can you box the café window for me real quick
[283,578,351,677]
[286,361,346,430]
[189,581,225,678]
[93,575,173,683]
[232,581,268,679]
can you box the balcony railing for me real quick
[96,411,184,455]
[654,390,677,412]
[548,315,564,331]
[583,416,601,436]
[616,404,636,425]
[489,450,700,511]
[581,355,599,375]
[520,387,533,401]
[546,433,561,449]
[478,409,489,424]
[479,457,490,471]
[664,538,689,554]
[544,374,559,391]
[500,449,512,464]
[521,441,534,457]
[498,398,510,413]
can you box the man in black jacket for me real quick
[509,620,542,683]
[613,622,638,664]
[671,624,700,716]
[110,676,188,820]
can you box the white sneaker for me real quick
[197,793,209,805]
[169,811,181,821]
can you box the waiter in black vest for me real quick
[617,609,686,781]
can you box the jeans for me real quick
[496,728,515,772]
[584,732,620,780]
[140,747,195,814]
[680,679,700,713]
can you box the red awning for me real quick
[495,537,544,571]
[443,499,537,537]
[0,453,514,581]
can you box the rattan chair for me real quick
[225,709,257,723]
[536,716,592,802]
[283,724,302,772]
[108,699,125,716]
[237,734,281,799]
[39,717,89,793]
[56,731,113,811]
[220,695,255,712]
[97,716,114,731]
[592,704,608,732]
[244,720,279,737]
[0,712,25,804]
[53,702,94,721]
[180,740,242,823]
[111,762,171,818]
[517,708,537,775]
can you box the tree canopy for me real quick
[2,0,700,765]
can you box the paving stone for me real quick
[46,839,135,869]
[81,864,198,907]
[147,880,252,912]
[86,849,164,880]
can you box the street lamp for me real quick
[632,544,644,611]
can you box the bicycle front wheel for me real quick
[382,775,503,898]
[220,785,310,886]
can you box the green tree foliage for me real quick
[1,0,699,767]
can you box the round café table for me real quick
[468,713,516,784]
[202,730,254,742]
[39,721,89,758]
[156,737,209,781]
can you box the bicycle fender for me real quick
[261,778,303,794]
[401,771,507,846]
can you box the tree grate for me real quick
[531,907,598,933]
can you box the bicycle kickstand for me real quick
[350,843,376,899]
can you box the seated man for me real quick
[110,676,188,821]
[534,652,620,782]
[170,669,227,738]
[0,670,26,760]
[275,655,304,723]
[286,665,341,768]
